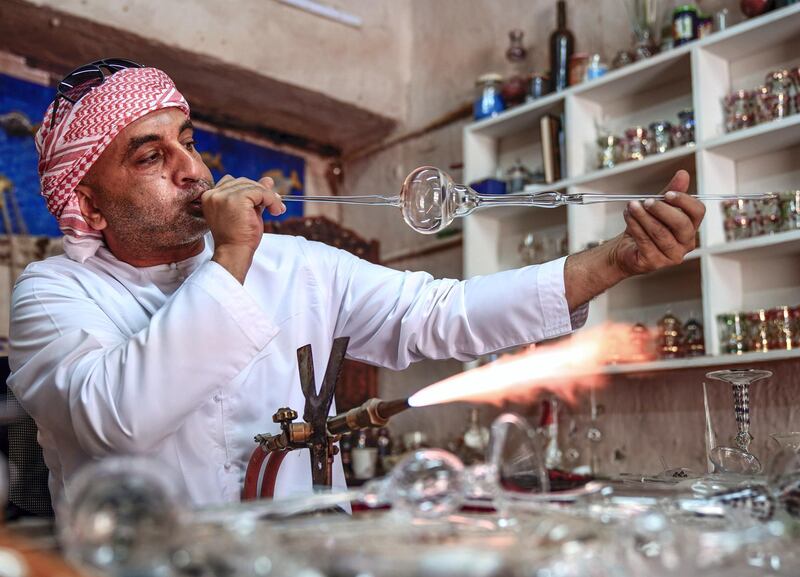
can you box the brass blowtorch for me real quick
[242,337,411,500]
[243,397,410,500]
[255,397,410,453]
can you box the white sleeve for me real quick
[8,261,278,456]
[303,240,588,370]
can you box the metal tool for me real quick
[243,337,410,500]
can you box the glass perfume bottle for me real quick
[502,29,529,107]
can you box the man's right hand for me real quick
[202,175,286,284]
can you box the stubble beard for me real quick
[101,182,213,259]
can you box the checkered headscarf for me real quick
[35,67,190,262]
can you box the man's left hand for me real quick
[564,169,706,311]
[609,169,705,276]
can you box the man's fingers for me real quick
[258,176,286,213]
[623,207,665,266]
[659,169,690,196]
[641,198,696,247]
[628,201,685,262]
[210,177,285,214]
[663,191,706,230]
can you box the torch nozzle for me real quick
[327,397,410,436]
[374,398,410,420]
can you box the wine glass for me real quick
[280,166,776,235]
[770,432,800,453]
[706,368,772,475]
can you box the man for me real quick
[8,60,704,508]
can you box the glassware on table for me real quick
[487,412,550,500]
[771,432,800,453]
[60,457,185,576]
[703,382,717,473]
[587,386,603,476]
[706,368,772,474]
[709,445,762,476]
[281,166,778,235]
[387,448,466,519]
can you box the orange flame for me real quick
[408,323,655,408]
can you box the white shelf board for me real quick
[570,46,692,105]
[602,348,800,375]
[701,114,800,161]
[569,145,696,189]
[704,229,800,259]
[467,91,565,138]
[698,3,800,60]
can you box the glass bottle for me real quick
[539,398,563,469]
[473,73,506,120]
[459,408,490,465]
[549,0,575,92]
[340,432,354,482]
[376,427,393,476]
[682,316,705,357]
[657,312,684,358]
[502,29,529,107]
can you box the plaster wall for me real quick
[25,0,412,128]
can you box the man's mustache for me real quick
[186,179,214,201]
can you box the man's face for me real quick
[77,108,214,261]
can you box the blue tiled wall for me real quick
[0,72,304,237]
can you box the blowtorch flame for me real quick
[408,323,652,408]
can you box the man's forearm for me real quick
[564,236,629,312]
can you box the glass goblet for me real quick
[706,368,772,474]
[771,432,800,453]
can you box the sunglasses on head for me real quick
[50,58,145,130]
